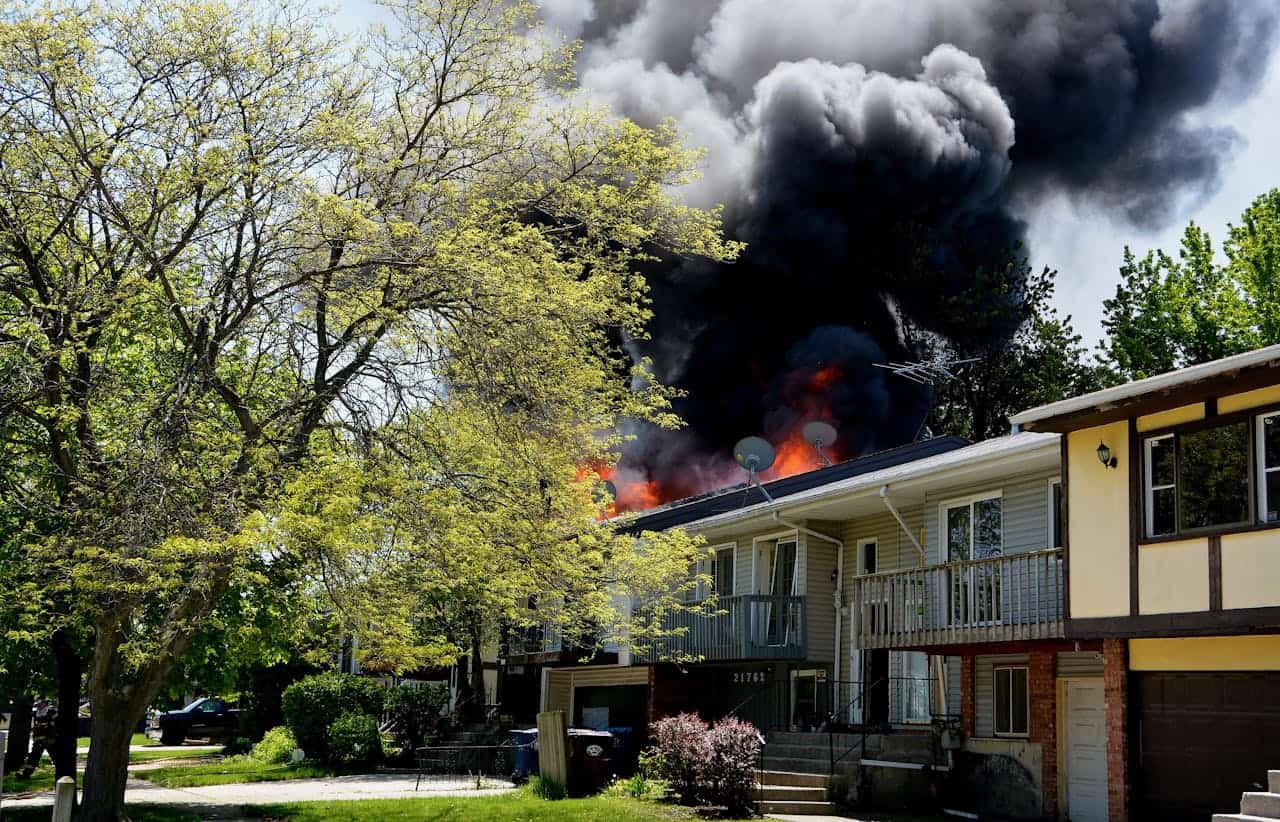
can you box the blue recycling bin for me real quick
[510,728,539,779]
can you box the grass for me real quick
[247,791,749,821]
[1,807,200,822]
[133,758,348,789]
[76,732,158,748]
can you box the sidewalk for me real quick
[1,772,514,814]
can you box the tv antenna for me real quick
[802,421,838,467]
[874,356,979,384]
[733,436,776,504]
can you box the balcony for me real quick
[638,594,807,663]
[850,548,1064,649]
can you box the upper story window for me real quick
[943,492,1003,561]
[712,545,734,596]
[1142,415,1257,538]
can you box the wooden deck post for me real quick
[536,710,569,788]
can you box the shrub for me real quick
[282,673,386,762]
[327,712,383,765]
[384,683,448,751]
[250,726,298,764]
[649,713,711,803]
[706,716,763,814]
[529,774,567,800]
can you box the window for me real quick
[1048,480,1063,548]
[994,666,1029,736]
[944,493,1002,561]
[712,546,734,596]
[1258,412,1280,523]
[1143,420,1251,537]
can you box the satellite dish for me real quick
[733,436,776,473]
[803,421,838,467]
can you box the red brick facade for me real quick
[1103,638,1129,822]
[1028,650,1059,819]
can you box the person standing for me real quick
[19,697,56,779]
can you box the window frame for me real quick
[1140,410,1264,540]
[993,665,1029,738]
[939,489,1004,562]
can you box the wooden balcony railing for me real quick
[850,548,1064,649]
[637,594,807,663]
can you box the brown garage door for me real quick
[1135,671,1280,822]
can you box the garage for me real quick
[1134,671,1280,822]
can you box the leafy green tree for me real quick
[0,1,735,817]
[1099,189,1280,381]
[919,262,1101,441]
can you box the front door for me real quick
[864,650,890,728]
[1064,678,1107,822]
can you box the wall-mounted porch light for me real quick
[1097,441,1118,469]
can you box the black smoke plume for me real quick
[540,0,1279,506]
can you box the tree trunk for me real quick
[79,695,141,822]
[52,631,82,783]
[4,694,33,774]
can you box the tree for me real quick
[919,262,1101,441]
[0,1,736,817]
[1099,189,1280,382]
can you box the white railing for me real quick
[851,548,1064,648]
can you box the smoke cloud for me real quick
[548,0,1280,506]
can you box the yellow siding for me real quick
[1137,539,1209,614]
[1067,422,1131,617]
[1130,636,1280,671]
[1218,384,1280,414]
[1221,530,1280,610]
[1135,403,1204,432]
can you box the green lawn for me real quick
[133,758,347,789]
[247,793,743,821]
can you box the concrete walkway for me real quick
[2,772,515,817]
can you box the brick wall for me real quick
[960,655,975,738]
[1029,650,1058,819]
[1103,638,1129,822]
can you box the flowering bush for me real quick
[706,716,763,814]
[649,713,712,802]
[649,712,762,811]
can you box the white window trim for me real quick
[1144,433,1176,538]
[993,665,1030,738]
[1257,412,1280,524]
[938,489,1004,562]
[1047,479,1062,549]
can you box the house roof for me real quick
[1010,344,1280,432]
[616,435,969,534]
[617,431,1060,535]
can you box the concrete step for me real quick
[1271,772,1280,794]
[758,785,828,802]
[758,769,831,788]
[758,799,837,815]
[1242,793,1280,819]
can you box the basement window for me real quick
[994,666,1029,737]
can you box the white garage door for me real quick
[1064,678,1107,822]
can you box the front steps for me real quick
[1212,770,1280,822]
[757,770,835,816]
[755,730,938,815]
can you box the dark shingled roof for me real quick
[617,435,969,534]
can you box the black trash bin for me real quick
[567,728,613,796]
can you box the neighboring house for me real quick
[533,431,1090,818]
[1011,344,1280,822]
